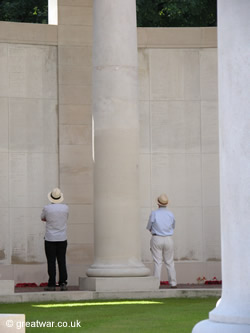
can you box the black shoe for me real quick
[44,286,56,291]
[60,283,68,291]
[171,285,177,289]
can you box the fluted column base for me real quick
[80,276,159,292]
[86,263,150,277]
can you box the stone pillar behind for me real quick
[87,0,150,277]
[192,0,250,331]
[57,0,94,283]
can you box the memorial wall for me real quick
[0,2,220,284]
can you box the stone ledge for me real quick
[0,22,58,46]
[0,281,14,295]
[94,289,221,300]
[0,288,221,304]
[0,314,25,333]
[138,27,217,49]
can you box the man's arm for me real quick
[146,212,154,232]
[41,209,46,222]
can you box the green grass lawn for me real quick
[0,298,218,332]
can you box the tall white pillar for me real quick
[193,0,250,332]
[87,0,150,277]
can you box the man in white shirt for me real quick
[147,194,177,288]
[41,188,69,291]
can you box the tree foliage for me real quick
[0,0,216,27]
[0,0,48,24]
[136,0,217,27]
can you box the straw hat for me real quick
[157,193,168,206]
[48,188,64,204]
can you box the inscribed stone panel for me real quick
[0,98,8,152]
[150,49,200,100]
[9,153,58,208]
[139,154,151,208]
[151,153,202,207]
[151,101,201,153]
[11,207,46,263]
[8,45,57,99]
[203,206,221,261]
[67,204,93,225]
[201,101,219,153]
[0,44,9,97]
[200,48,218,101]
[0,153,8,207]
[9,98,58,153]
[138,101,150,153]
[172,207,203,261]
[10,207,27,263]
[67,223,94,244]
[14,264,47,284]
[202,154,220,206]
[0,208,9,263]
[138,49,150,101]
[11,208,46,263]
[140,207,152,262]
[67,243,94,265]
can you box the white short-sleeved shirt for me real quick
[41,203,69,241]
[146,207,175,236]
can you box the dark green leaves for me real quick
[136,0,217,27]
[0,0,48,24]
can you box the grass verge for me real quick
[0,297,218,332]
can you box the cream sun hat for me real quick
[157,193,168,206]
[48,188,64,204]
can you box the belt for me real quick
[152,234,170,236]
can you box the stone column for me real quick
[87,0,150,277]
[192,0,250,332]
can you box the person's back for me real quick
[41,188,69,291]
[42,203,69,241]
[146,194,177,288]
[149,207,175,237]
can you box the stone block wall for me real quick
[138,28,220,282]
[0,4,220,284]
[57,0,94,284]
[0,36,58,282]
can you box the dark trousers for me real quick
[45,240,68,287]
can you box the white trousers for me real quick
[150,235,177,286]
